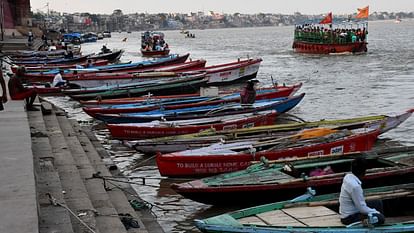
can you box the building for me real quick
[1,0,31,28]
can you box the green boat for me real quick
[195,183,414,232]
[129,109,414,154]
[69,73,208,101]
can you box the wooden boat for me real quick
[130,109,414,154]
[10,60,109,73]
[194,58,262,85]
[172,146,414,205]
[93,94,305,123]
[12,55,89,65]
[6,49,68,58]
[67,58,260,88]
[87,49,124,62]
[107,111,278,139]
[156,127,380,177]
[194,182,414,232]
[292,13,368,54]
[64,60,207,88]
[82,84,302,117]
[17,53,190,82]
[141,31,170,57]
[69,73,208,101]
[141,48,170,57]
[68,71,188,89]
[79,83,301,106]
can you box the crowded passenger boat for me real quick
[140,31,170,57]
[293,7,369,54]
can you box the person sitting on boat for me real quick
[85,59,93,68]
[101,45,111,54]
[240,80,258,104]
[339,158,385,226]
[64,49,74,59]
[8,74,38,111]
[52,69,66,87]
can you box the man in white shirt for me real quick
[339,158,385,225]
[52,70,66,87]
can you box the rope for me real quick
[46,193,97,233]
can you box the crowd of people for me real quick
[141,31,169,51]
[294,24,367,44]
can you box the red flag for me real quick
[356,6,369,19]
[319,12,333,24]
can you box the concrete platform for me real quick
[0,101,39,233]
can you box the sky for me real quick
[30,0,414,15]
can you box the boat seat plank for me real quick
[299,214,343,227]
[282,206,339,219]
[218,172,294,186]
[256,210,306,227]
[238,216,268,225]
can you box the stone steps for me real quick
[28,107,74,233]
[28,99,156,233]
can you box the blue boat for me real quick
[94,93,305,123]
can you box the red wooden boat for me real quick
[107,111,277,139]
[156,128,380,177]
[79,83,301,106]
[292,41,367,54]
[82,83,302,117]
[171,146,414,205]
[141,48,170,57]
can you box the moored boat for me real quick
[107,111,278,139]
[173,146,414,206]
[194,182,414,232]
[17,53,190,82]
[82,84,302,117]
[92,94,305,123]
[156,127,380,177]
[130,109,414,154]
[79,83,301,106]
[69,73,208,101]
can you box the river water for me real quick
[45,19,414,232]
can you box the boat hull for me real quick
[107,111,278,139]
[94,93,305,124]
[156,129,380,177]
[83,84,300,117]
[292,41,367,54]
[141,48,170,57]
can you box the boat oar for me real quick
[251,150,364,165]
[253,127,339,148]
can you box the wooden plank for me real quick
[299,214,343,227]
[282,206,338,219]
[256,210,306,227]
[238,216,268,225]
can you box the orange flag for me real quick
[356,6,369,19]
[319,12,333,24]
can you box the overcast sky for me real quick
[31,0,413,15]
